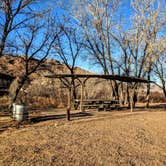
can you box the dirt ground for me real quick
[0,107,166,166]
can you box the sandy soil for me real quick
[0,110,166,166]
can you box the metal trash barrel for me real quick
[15,104,28,122]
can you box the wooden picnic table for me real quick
[74,99,120,111]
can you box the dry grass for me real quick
[0,110,166,166]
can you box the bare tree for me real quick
[9,16,60,105]
[110,0,166,107]
[130,0,166,107]
[0,0,43,57]
[153,48,166,98]
[52,22,83,99]
[68,0,121,100]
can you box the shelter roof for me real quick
[45,74,151,83]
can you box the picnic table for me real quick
[74,99,120,111]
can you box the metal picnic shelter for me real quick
[46,74,150,120]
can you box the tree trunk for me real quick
[0,24,9,57]
[9,76,27,107]
[71,78,77,100]
[146,68,151,108]
[80,83,85,112]
[145,83,150,108]
[112,81,119,100]
[161,81,166,99]
[130,89,134,112]
[133,87,138,108]
[129,85,136,112]
[119,82,125,106]
[127,84,130,108]
[163,88,166,99]
[67,88,72,121]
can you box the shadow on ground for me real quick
[30,112,93,123]
[133,103,166,110]
[0,112,93,133]
[149,103,166,109]
[114,103,166,111]
[0,103,165,133]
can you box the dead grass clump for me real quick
[0,96,9,107]
[28,96,59,108]
[139,92,166,103]
[149,92,166,102]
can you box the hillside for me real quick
[0,55,113,107]
[0,54,91,76]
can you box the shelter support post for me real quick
[129,83,137,112]
[67,87,71,121]
[80,83,85,112]
[130,89,134,112]
[77,77,89,112]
